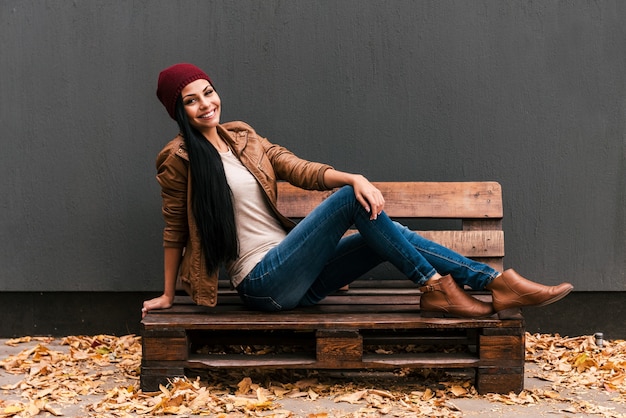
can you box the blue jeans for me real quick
[237,186,499,311]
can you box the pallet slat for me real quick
[277,182,503,219]
[158,352,484,370]
[143,311,519,330]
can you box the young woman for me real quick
[142,63,572,319]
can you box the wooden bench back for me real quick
[276,182,504,271]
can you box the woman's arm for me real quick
[142,246,182,317]
[143,142,189,317]
[323,169,385,220]
[249,128,384,218]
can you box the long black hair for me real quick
[174,96,238,273]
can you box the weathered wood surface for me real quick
[142,295,519,330]
[277,182,503,219]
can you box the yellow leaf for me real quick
[2,404,25,415]
[308,389,319,400]
[165,394,185,407]
[159,383,171,397]
[369,389,394,399]
[271,386,290,397]
[236,377,252,395]
[449,385,467,397]
[26,401,41,416]
[607,373,626,385]
[43,404,63,416]
[542,390,561,399]
[334,389,367,404]
[5,337,32,346]
[422,388,434,401]
[573,353,598,372]
[287,391,309,398]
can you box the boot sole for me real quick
[490,286,574,314]
[534,286,574,307]
[497,308,523,319]
[495,286,574,318]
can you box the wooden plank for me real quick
[317,295,419,305]
[479,334,525,367]
[142,335,188,361]
[316,330,363,363]
[183,352,481,369]
[184,330,475,351]
[188,354,317,367]
[159,292,489,309]
[362,352,480,368]
[152,289,492,307]
[417,231,504,257]
[481,326,526,336]
[143,311,522,330]
[277,182,503,219]
[339,230,503,257]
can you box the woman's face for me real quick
[181,79,221,132]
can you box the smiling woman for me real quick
[155,64,240,295]
[142,62,573,320]
[180,80,227,152]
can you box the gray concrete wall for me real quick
[2,1,625,296]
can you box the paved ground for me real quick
[1,337,625,417]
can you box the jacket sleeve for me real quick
[259,136,334,191]
[155,145,189,248]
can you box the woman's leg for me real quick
[238,186,441,311]
[298,233,383,306]
[300,222,499,306]
[395,223,499,289]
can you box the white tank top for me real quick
[220,149,287,287]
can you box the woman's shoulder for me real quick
[157,134,188,166]
[221,121,258,137]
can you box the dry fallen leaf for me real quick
[1,333,626,417]
[449,385,467,397]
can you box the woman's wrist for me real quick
[324,169,364,188]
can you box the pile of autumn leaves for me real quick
[1,333,626,417]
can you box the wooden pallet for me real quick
[141,182,525,394]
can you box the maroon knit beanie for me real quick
[156,63,213,120]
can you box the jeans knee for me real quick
[335,186,363,211]
[335,185,355,199]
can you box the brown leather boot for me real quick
[486,269,573,318]
[419,274,494,318]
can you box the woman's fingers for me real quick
[142,295,173,318]
[357,189,385,220]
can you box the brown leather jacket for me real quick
[156,121,333,306]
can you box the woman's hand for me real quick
[323,170,386,220]
[351,175,385,220]
[142,294,174,318]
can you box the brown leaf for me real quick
[334,389,367,404]
[449,385,467,397]
[236,377,253,395]
[4,332,626,418]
